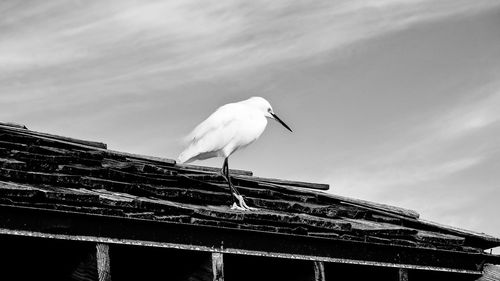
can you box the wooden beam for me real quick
[0,124,107,149]
[0,122,27,129]
[236,175,329,191]
[314,261,325,281]
[211,252,224,281]
[96,243,111,281]
[0,205,496,274]
[399,268,408,281]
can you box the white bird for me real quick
[177,97,292,210]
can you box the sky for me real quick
[1,0,500,249]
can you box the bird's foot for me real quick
[230,202,247,211]
[230,194,258,211]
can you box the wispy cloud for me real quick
[437,82,500,139]
[324,79,500,202]
[2,0,498,128]
[1,0,498,78]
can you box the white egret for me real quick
[177,97,292,210]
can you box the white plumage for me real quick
[179,99,266,163]
[177,96,292,210]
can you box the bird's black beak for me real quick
[271,112,293,132]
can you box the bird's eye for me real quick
[267,108,272,113]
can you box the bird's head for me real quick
[245,97,293,132]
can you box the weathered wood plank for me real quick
[80,177,143,194]
[243,209,351,232]
[146,186,232,205]
[0,140,28,150]
[27,145,69,155]
[255,176,329,191]
[1,200,126,216]
[105,168,177,185]
[0,122,27,129]
[194,207,246,221]
[0,125,177,172]
[120,153,175,166]
[399,268,408,281]
[255,185,419,220]
[175,163,252,176]
[133,197,197,215]
[0,184,42,198]
[235,175,328,191]
[418,219,500,247]
[154,214,191,223]
[178,175,229,192]
[12,151,75,164]
[313,261,325,281]
[73,188,138,208]
[96,243,111,281]
[416,230,465,246]
[0,124,107,149]
[345,218,417,236]
[325,195,420,219]
[0,168,81,185]
[211,253,224,281]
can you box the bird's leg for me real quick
[221,158,242,205]
[221,158,256,211]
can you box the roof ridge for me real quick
[0,123,251,175]
[0,123,106,149]
[0,122,28,130]
[236,174,329,191]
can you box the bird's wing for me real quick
[178,104,241,163]
[185,104,237,143]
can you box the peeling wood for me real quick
[416,230,465,246]
[0,125,106,149]
[96,243,111,281]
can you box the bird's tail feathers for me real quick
[177,151,193,164]
[177,130,199,164]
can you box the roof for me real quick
[0,122,499,273]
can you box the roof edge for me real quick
[0,122,28,130]
[418,219,500,246]
[0,123,107,149]
[0,228,483,275]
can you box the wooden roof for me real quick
[0,122,499,273]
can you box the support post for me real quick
[314,261,326,281]
[398,268,408,281]
[211,252,224,281]
[96,243,111,281]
